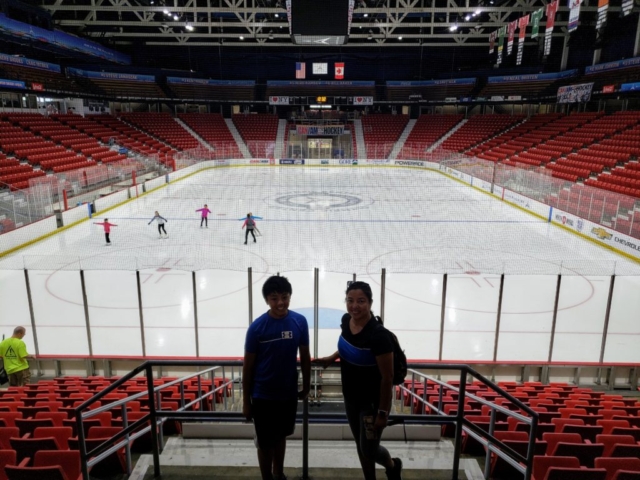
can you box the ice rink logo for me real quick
[273,192,367,211]
[591,227,613,240]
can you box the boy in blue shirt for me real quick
[243,276,311,480]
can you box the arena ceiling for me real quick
[31,0,611,49]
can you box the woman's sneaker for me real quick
[386,458,403,480]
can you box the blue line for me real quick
[94,217,544,224]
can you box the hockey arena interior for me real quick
[1,0,640,478]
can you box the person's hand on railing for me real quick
[312,352,339,369]
[298,387,310,400]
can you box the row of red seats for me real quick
[585,179,640,199]
[556,159,605,174]
[547,164,592,179]
[598,174,640,190]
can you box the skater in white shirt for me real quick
[149,211,168,238]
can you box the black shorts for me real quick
[252,397,298,450]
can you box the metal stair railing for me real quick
[74,360,537,480]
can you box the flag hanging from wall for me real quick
[489,30,497,54]
[497,26,506,65]
[545,0,559,56]
[621,0,633,16]
[507,20,517,55]
[517,14,530,65]
[295,62,306,79]
[568,0,583,32]
[335,62,345,79]
[596,0,609,29]
[531,8,543,38]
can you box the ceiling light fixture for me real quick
[239,35,244,40]
[465,14,471,20]
[363,13,368,17]
[163,9,169,14]
[398,36,402,40]
[173,14,179,20]
[185,24,194,31]
[275,13,279,17]
[449,24,458,31]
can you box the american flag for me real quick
[295,62,305,79]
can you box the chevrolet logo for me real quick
[591,227,612,240]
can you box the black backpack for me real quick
[342,314,407,385]
[375,317,408,386]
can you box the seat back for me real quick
[0,449,17,480]
[595,457,640,480]
[34,412,68,426]
[543,432,582,455]
[562,424,603,442]
[9,437,60,464]
[34,450,81,480]
[14,418,54,437]
[4,465,68,480]
[545,467,607,480]
[611,428,640,442]
[33,427,73,450]
[611,444,640,459]
[553,443,605,468]
[596,435,636,457]
[0,428,19,451]
[533,455,580,480]
[613,472,640,480]
[598,420,630,435]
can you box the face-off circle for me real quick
[271,192,370,211]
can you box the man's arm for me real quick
[299,345,311,399]
[242,352,257,420]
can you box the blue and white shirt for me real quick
[245,310,309,401]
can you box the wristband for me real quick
[377,409,388,418]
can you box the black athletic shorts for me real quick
[251,397,298,450]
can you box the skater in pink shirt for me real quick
[196,204,212,228]
[93,218,118,246]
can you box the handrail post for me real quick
[302,396,309,479]
[452,369,467,480]
[121,404,132,474]
[485,408,496,479]
[548,274,562,362]
[524,414,538,480]
[146,364,161,478]
[248,267,253,325]
[438,273,448,361]
[77,410,89,480]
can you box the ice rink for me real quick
[1,165,640,363]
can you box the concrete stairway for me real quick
[389,119,417,160]
[224,119,252,159]
[174,118,214,151]
[274,119,287,159]
[354,119,366,160]
[427,118,468,153]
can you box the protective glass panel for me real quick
[140,268,195,357]
[30,270,89,355]
[496,275,556,362]
[0,270,34,353]
[384,272,442,361]
[198,269,251,358]
[85,271,143,356]
[603,276,640,363]
[441,273,500,362]
[552,275,609,362]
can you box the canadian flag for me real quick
[335,62,345,80]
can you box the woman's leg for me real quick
[250,230,256,242]
[345,403,377,480]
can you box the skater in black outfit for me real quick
[242,213,257,244]
[149,211,168,238]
